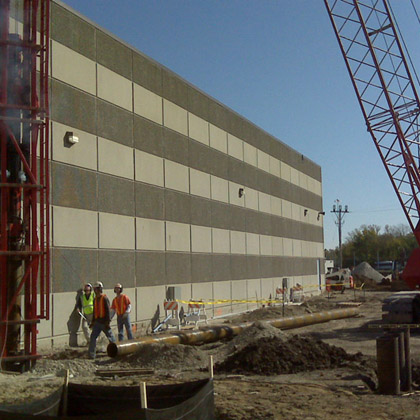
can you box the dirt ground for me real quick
[2,289,420,419]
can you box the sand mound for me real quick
[352,262,385,287]
[216,335,362,376]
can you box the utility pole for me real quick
[331,199,349,269]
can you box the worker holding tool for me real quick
[110,283,134,341]
[88,282,116,359]
[75,283,94,345]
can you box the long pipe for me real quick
[108,307,359,358]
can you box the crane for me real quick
[0,0,50,370]
[324,0,420,290]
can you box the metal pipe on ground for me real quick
[108,307,359,358]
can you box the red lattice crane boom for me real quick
[325,0,420,289]
[0,0,50,370]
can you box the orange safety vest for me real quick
[94,295,107,319]
[112,294,130,316]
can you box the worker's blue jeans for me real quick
[117,314,133,341]
[88,322,116,359]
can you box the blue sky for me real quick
[62,0,420,250]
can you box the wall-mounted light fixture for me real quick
[317,211,326,221]
[304,209,308,216]
[64,131,79,147]
[238,188,244,198]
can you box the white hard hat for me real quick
[94,281,104,289]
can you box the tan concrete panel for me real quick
[257,149,270,173]
[135,150,164,187]
[52,40,96,95]
[299,172,308,190]
[246,232,260,255]
[314,179,322,196]
[52,291,78,336]
[231,279,248,314]
[271,196,282,217]
[163,99,188,136]
[290,167,299,186]
[230,231,246,254]
[291,203,302,222]
[53,205,98,248]
[209,124,227,154]
[227,133,244,161]
[212,228,230,254]
[166,221,191,252]
[247,278,261,311]
[189,113,209,146]
[283,238,293,257]
[244,188,258,211]
[301,241,310,258]
[261,277,275,301]
[293,239,302,257]
[136,285,166,322]
[97,64,132,111]
[191,225,212,253]
[98,137,134,179]
[260,235,273,256]
[99,213,135,250]
[269,156,281,178]
[213,280,232,318]
[210,175,229,203]
[134,83,163,124]
[281,161,291,182]
[190,168,211,199]
[244,142,257,167]
[282,199,292,219]
[272,236,283,256]
[258,191,271,214]
[229,181,245,207]
[164,160,189,193]
[52,121,97,170]
[136,217,165,251]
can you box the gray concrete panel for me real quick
[208,102,228,132]
[51,162,97,211]
[211,255,231,282]
[52,248,98,293]
[191,254,213,283]
[190,196,212,227]
[188,140,213,175]
[51,3,96,60]
[98,174,135,216]
[162,70,189,109]
[259,213,272,235]
[96,30,132,80]
[51,79,96,134]
[228,157,245,185]
[260,256,274,278]
[135,182,165,220]
[97,99,133,147]
[210,201,231,230]
[166,252,192,284]
[242,164,260,191]
[230,206,247,232]
[133,52,163,96]
[133,115,164,156]
[165,190,191,224]
[163,129,189,166]
[256,170,272,196]
[136,251,166,287]
[187,86,209,121]
[98,250,135,288]
[245,210,260,234]
[230,255,248,280]
[246,256,261,279]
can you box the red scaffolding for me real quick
[0,0,50,369]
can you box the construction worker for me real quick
[88,282,116,359]
[75,283,94,345]
[110,283,134,341]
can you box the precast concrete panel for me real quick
[134,83,163,125]
[189,113,209,146]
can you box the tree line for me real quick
[325,224,417,269]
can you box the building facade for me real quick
[12,0,324,346]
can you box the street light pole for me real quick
[331,199,349,269]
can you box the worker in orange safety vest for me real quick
[88,282,116,359]
[110,283,134,341]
